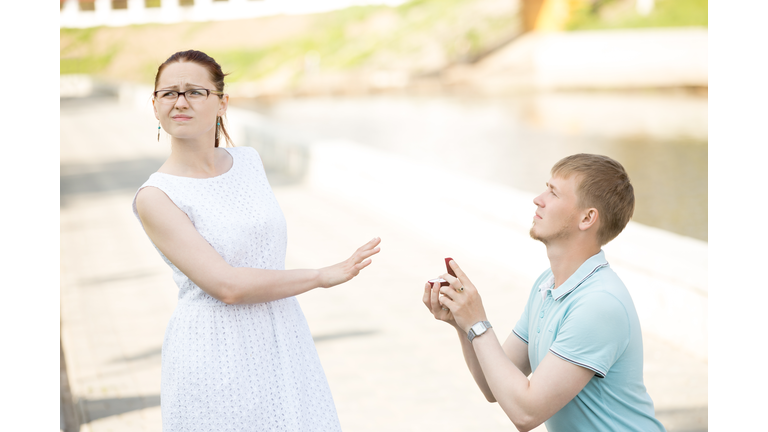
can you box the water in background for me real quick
[232,91,707,241]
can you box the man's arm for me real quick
[471,331,594,431]
[436,260,593,432]
[454,326,534,402]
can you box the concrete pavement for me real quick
[60,95,707,432]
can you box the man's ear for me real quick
[579,208,599,232]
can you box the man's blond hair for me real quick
[551,154,635,246]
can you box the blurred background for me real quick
[60,1,707,431]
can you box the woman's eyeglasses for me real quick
[153,88,224,104]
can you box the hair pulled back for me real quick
[154,50,232,148]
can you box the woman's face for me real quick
[153,61,228,142]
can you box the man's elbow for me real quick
[510,413,538,432]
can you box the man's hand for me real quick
[423,279,458,328]
[430,259,488,333]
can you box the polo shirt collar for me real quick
[538,250,609,301]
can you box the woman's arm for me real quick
[136,186,381,304]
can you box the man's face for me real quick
[529,175,582,245]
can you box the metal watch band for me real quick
[467,320,492,343]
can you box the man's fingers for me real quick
[423,283,432,308]
[449,260,472,287]
[439,294,456,311]
[430,283,444,314]
[439,285,456,301]
[441,274,458,285]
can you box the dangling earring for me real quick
[157,121,161,142]
[216,117,221,139]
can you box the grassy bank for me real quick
[60,0,520,86]
[567,0,707,31]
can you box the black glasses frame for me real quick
[153,88,224,102]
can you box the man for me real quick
[423,154,665,432]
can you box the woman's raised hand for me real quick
[318,237,381,288]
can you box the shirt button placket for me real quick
[538,293,552,334]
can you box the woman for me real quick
[132,50,381,431]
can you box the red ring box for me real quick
[427,257,456,287]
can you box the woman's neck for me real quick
[164,133,228,178]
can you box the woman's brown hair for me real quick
[154,50,233,148]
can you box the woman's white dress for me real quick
[132,146,341,432]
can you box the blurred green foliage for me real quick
[567,0,707,30]
[60,0,520,82]
[60,26,121,75]
[210,0,518,82]
[60,52,117,75]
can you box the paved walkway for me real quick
[60,96,707,432]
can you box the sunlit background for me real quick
[60,1,708,431]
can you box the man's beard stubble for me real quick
[529,215,576,245]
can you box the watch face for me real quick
[471,322,485,334]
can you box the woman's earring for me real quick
[157,121,161,142]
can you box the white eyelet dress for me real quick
[131,146,342,432]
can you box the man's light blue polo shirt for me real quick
[513,250,666,432]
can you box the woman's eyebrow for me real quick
[157,83,205,90]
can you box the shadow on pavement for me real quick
[60,155,308,208]
[60,157,167,206]
[110,346,162,364]
[77,268,167,287]
[312,329,379,343]
[79,395,161,423]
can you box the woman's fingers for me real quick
[354,258,372,271]
[357,246,380,262]
[357,237,381,254]
[352,238,381,265]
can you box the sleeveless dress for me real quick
[131,146,342,432]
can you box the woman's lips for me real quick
[172,115,192,121]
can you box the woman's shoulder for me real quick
[132,179,177,222]
[229,145,258,156]
[229,146,264,171]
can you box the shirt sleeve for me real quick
[512,291,533,344]
[548,292,630,378]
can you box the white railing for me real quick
[60,0,407,28]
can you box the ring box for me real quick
[427,257,456,287]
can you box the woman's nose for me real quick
[174,94,190,108]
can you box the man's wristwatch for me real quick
[467,321,492,343]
